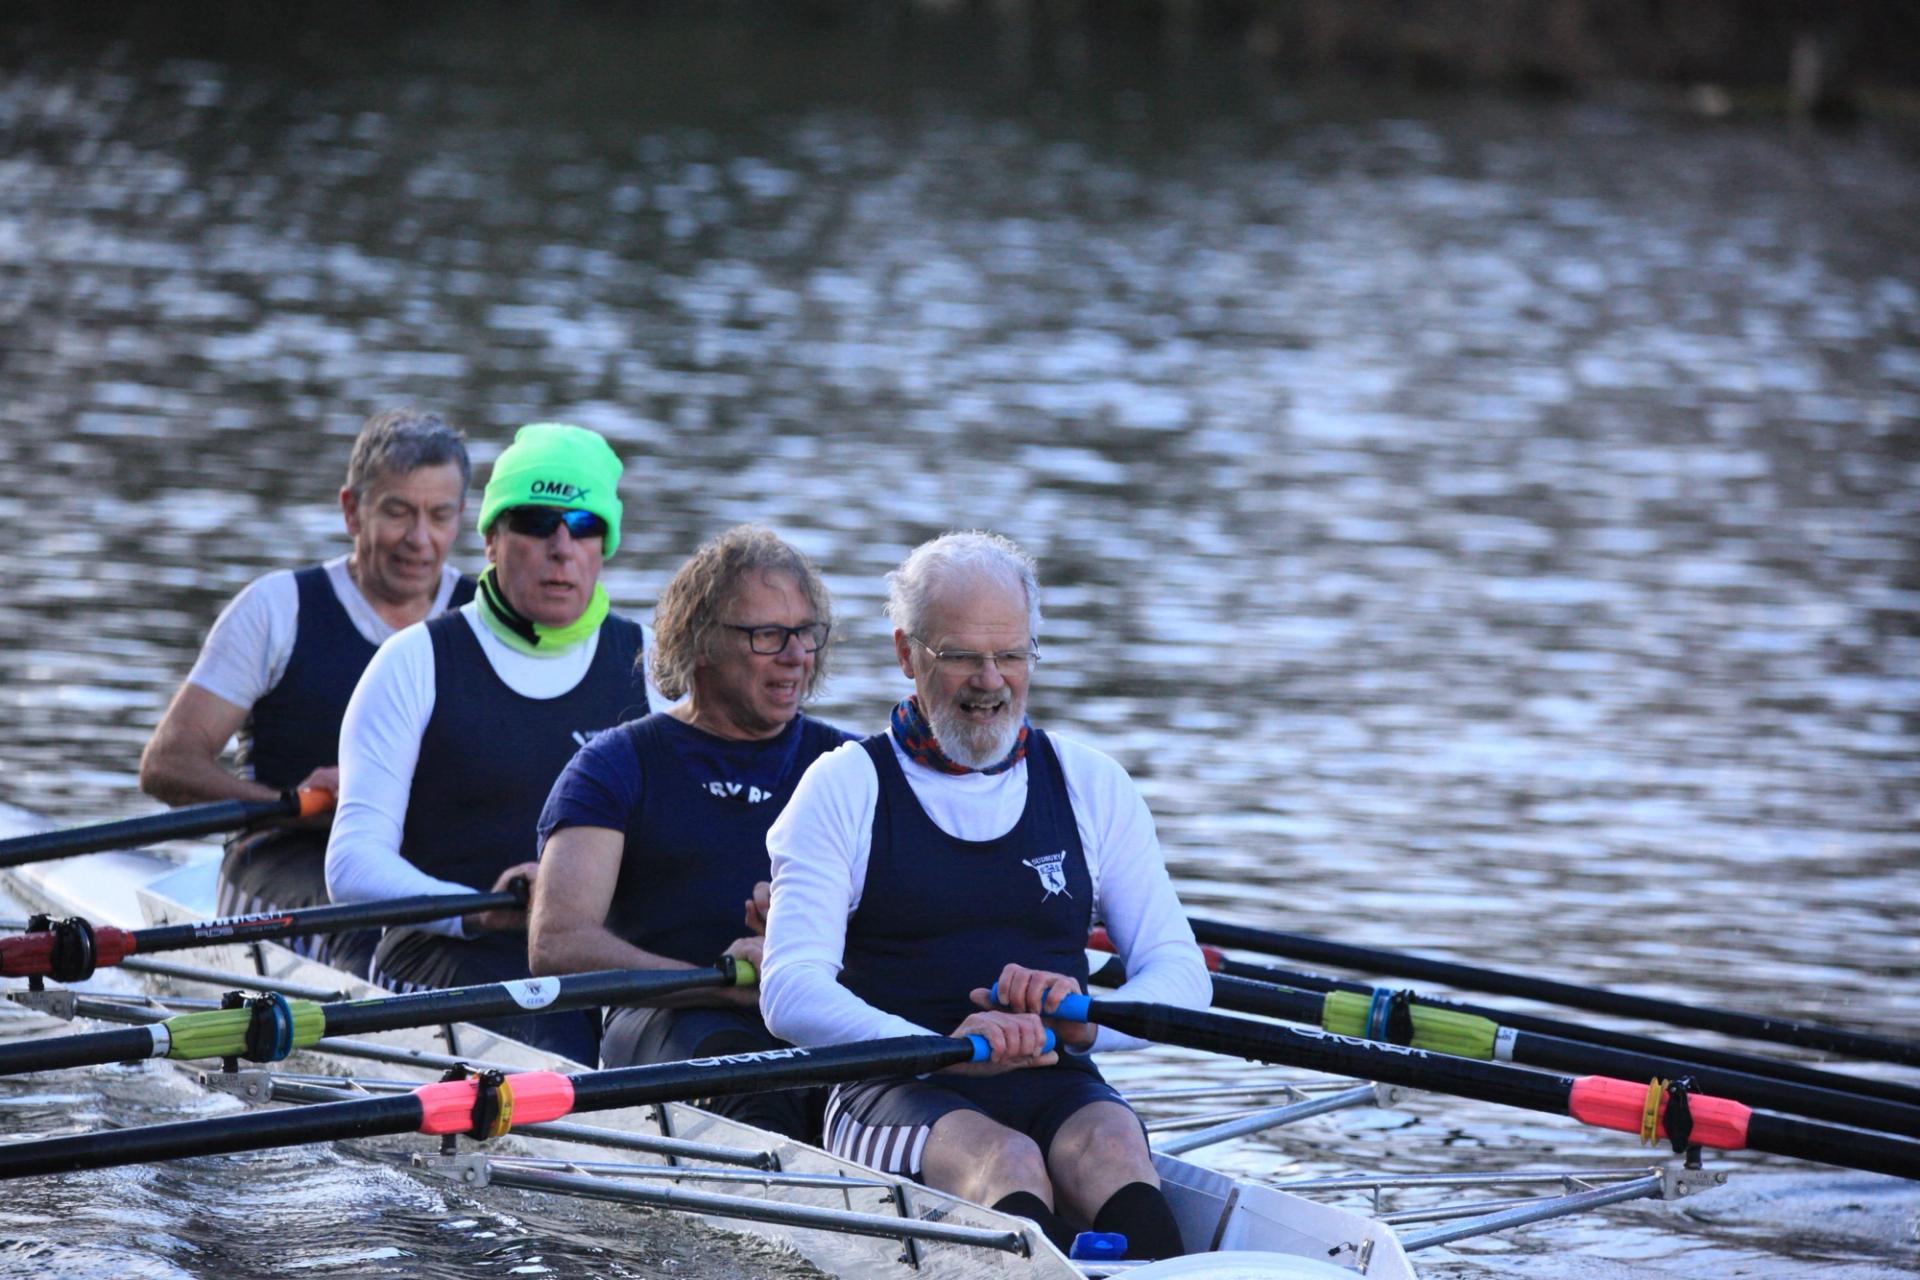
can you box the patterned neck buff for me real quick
[475,565,610,658]
[890,695,1030,776]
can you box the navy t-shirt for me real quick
[537,711,854,964]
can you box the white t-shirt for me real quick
[761,730,1211,1054]
[185,555,466,750]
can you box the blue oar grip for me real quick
[962,1029,1058,1062]
[987,982,1091,1024]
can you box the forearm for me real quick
[139,682,276,808]
[761,960,934,1044]
[138,742,280,807]
[529,920,684,976]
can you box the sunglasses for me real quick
[502,506,609,541]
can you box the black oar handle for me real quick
[1190,917,1920,1068]
[0,788,331,869]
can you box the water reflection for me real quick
[0,8,1917,1277]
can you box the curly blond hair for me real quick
[649,525,835,702]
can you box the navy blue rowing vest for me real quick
[402,612,648,890]
[607,712,851,966]
[840,730,1093,1037]
[245,565,475,789]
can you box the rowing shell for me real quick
[0,813,1413,1279]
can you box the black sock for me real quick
[991,1190,1078,1254]
[1093,1181,1184,1260]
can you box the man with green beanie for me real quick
[326,422,649,1063]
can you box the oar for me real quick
[1188,916,1920,1068]
[0,961,752,1077]
[1090,932,1920,1112]
[1088,958,1920,1138]
[0,1030,1046,1181]
[0,889,525,981]
[0,787,334,869]
[1039,993,1920,1181]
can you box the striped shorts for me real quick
[218,826,378,978]
[824,1062,1125,1181]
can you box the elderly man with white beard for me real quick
[761,531,1210,1263]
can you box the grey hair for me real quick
[884,531,1042,642]
[344,408,472,502]
[650,525,836,702]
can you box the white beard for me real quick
[927,695,1022,769]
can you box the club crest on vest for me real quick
[1022,850,1072,899]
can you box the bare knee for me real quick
[1047,1103,1157,1221]
[921,1112,1050,1206]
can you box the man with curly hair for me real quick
[529,524,851,1139]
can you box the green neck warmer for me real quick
[476,566,610,658]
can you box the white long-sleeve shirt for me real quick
[325,603,633,937]
[761,729,1210,1054]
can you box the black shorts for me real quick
[824,1059,1129,1180]
[219,827,378,979]
[371,925,599,1065]
[601,1004,823,1144]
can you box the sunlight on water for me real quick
[0,6,1916,1277]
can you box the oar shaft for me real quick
[1190,918,1920,1067]
[1512,1023,1920,1139]
[0,891,524,980]
[128,892,523,956]
[0,790,327,869]
[1200,973,1920,1138]
[1080,998,1920,1180]
[0,1034,995,1181]
[0,1093,424,1180]
[320,966,737,1040]
[0,1025,162,1075]
[0,965,742,1076]
[1218,958,1920,1112]
[569,1035,985,1113]
[1092,998,1575,1112]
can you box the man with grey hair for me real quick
[763,530,1209,1261]
[528,525,852,1134]
[140,408,473,974]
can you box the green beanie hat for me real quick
[479,422,625,557]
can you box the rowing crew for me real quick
[140,413,1210,1259]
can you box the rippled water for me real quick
[0,8,1917,1277]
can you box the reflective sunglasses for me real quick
[502,506,609,541]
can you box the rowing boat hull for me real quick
[0,820,1415,1279]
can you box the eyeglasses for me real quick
[724,622,831,655]
[503,506,609,541]
[909,636,1040,676]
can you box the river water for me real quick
[0,7,1917,1278]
